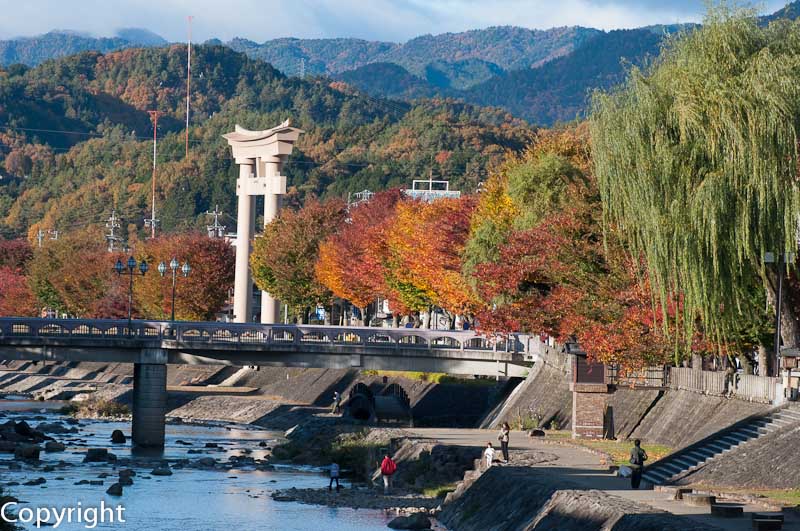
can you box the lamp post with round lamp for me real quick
[159,258,191,322]
[114,256,148,334]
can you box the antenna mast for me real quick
[185,15,193,160]
[145,110,163,238]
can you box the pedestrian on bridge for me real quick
[629,439,648,489]
[380,454,396,494]
[498,422,510,462]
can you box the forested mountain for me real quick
[225,25,601,84]
[0,30,166,66]
[463,28,664,124]
[0,45,531,240]
[0,3,796,130]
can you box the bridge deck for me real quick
[0,318,539,377]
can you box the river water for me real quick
[0,400,392,530]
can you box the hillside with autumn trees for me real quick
[0,44,531,241]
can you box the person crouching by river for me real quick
[484,442,496,469]
[328,461,340,491]
[498,422,510,463]
[380,453,397,494]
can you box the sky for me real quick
[0,0,789,43]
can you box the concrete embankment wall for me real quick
[0,362,502,427]
[484,345,573,430]
[438,466,714,531]
[630,389,769,448]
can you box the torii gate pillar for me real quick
[224,120,304,323]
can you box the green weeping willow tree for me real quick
[590,6,800,352]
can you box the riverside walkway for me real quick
[407,428,798,530]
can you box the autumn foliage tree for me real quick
[135,233,235,321]
[316,190,403,314]
[26,228,129,318]
[385,196,478,320]
[251,198,347,320]
[471,126,678,369]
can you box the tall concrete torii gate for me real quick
[224,120,304,323]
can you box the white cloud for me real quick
[0,0,788,42]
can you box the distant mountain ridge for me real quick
[0,29,167,66]
[0,1,797,126]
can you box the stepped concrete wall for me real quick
[489,346,574,429]
[631,389,769,448]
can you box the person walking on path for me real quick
[629,439,648,489]
[331,391,341,415]
[380,454,397,494]
[498,423,510,463]
[328,461,340,491]
[484,442,496,469]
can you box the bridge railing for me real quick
[0,317,532,356]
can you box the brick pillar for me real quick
[571,383,609,439]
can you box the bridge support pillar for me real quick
[132,362,167,449]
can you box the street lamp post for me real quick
[114,256,148,334]
[159,258,190,322]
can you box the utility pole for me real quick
[185,15,193,160]
[105,210,124,252]
[205,205,226,238]
[299,58,305,78]
[36,228,58,248]
[144,110,163,238]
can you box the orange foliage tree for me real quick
[316,190,403,313]
[136,233,235,321]
[386,196,479,320]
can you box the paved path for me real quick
[407,428,798,530]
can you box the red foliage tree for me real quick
[0,267,37,316]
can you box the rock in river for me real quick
[14,444,41,460]
[110,430,126,444]
[387,513,432,530]
[44,441,65,453]
[106,483,123,496]
[151,466,173,476]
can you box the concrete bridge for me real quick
[0,318,536,448]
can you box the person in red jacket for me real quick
[380,454,397,494]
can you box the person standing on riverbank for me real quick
[380,454,396,494]
[328,461,340,491]
[484,442,495,469]
[629,439,648,489]
[331,391,341,415]
[498,422,510,463]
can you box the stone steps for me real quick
[643,405,800,486]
